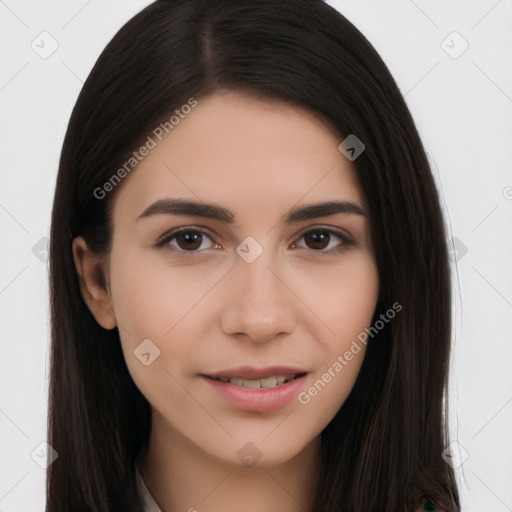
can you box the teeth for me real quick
[215,374,298,389]
[242,378,261,389]
[260,376,277,388]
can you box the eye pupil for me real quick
[177,232,202,250]
[305,231,329,250]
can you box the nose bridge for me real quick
[236,234,281,296]
[220,237,296,342]
[241,250,278,301]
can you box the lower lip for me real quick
[202,375,307,412]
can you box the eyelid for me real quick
[155,225,216,247]
[297,226,355,244]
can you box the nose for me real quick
[220,246,297,344]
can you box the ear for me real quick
[71,236,117,330]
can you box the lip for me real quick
[201,369,308,413]
[204,365,307,380]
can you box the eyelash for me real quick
[155,226,356,257]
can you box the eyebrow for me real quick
[136,198,365,224]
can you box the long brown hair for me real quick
[47,1,460,510]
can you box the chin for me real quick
[201,431,318,469]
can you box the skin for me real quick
[72,90,379,512]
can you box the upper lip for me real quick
[203,365,308,379]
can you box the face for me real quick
[77,90,379,466]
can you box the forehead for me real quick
[111,91,363,224]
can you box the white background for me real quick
[0,1,511,510]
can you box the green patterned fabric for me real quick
[418,497,442,511]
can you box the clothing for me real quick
[134,462,443,512]
[417,497,444,511]
[135,462,162,512]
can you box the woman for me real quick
[46,1,460,510]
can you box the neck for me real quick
[137,412,322,512]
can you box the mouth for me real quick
[201,367,309,412]
[204,372,307,390]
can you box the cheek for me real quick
[109,247,209,336]
[295,251,379,339]
[295,254,378,408]
[108,248,222,379]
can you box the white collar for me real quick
[135,461,163,512]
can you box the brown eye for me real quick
[303,230,332,250]
[174,231,203,250]
[294,228,355,254]
[157,228,216,252]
